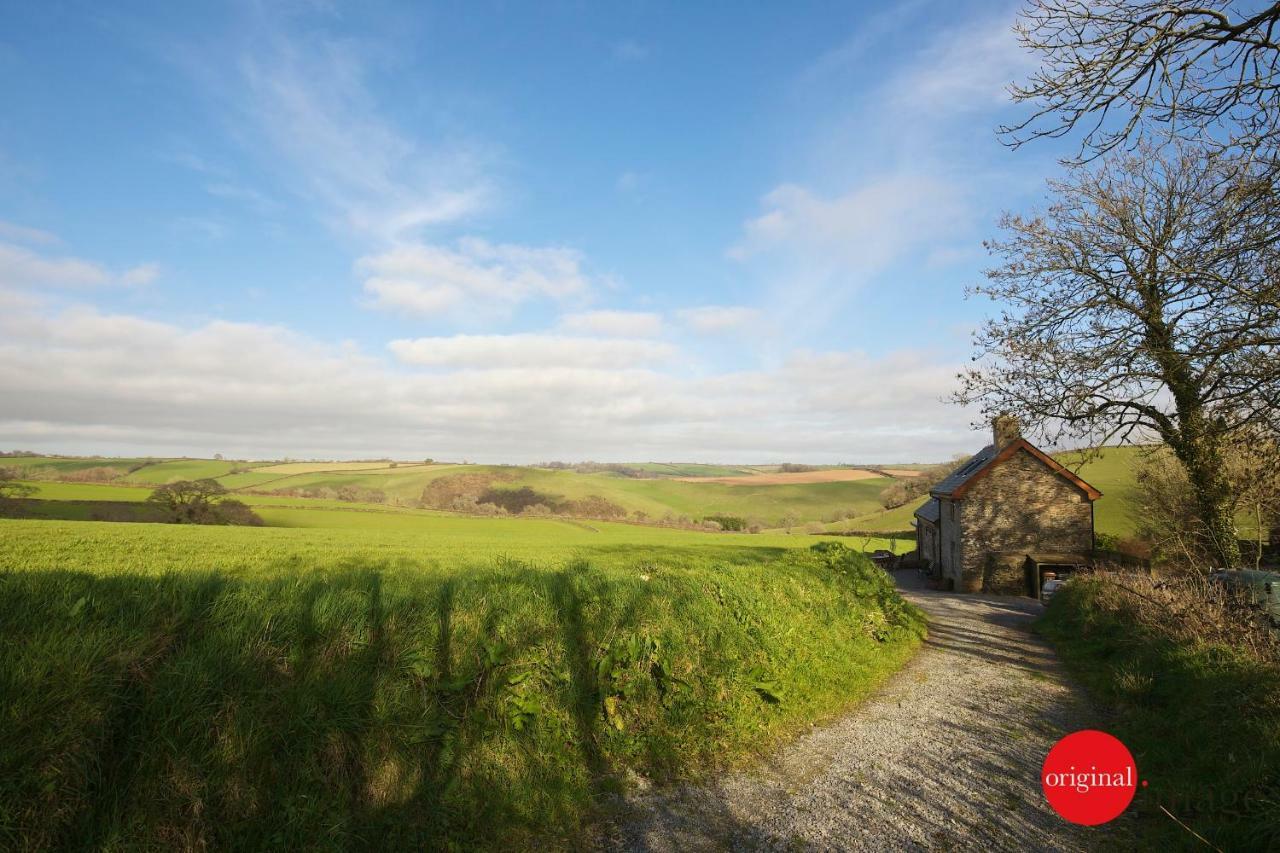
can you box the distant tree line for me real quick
[536,461,661,478]
[419,473,628,520]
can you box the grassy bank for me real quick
[0,530,924,850]
[1039,575,1280,850]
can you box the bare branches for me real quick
[959,143,1280,565]
[1004,1,1280,162]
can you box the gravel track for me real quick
[600,570,1123,851]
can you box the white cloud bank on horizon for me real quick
[0,289,975,463]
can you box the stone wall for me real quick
[957,449,1094,593]
[917,519,940,570]
[938,497,961,586]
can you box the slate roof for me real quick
[931,444,998,497]
[913,497,940,524]
[928,439,1102,501]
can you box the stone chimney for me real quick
[992,414,1021,449]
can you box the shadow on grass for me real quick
[0,561,678,849]
[0,498,165,523]
[1,545,908,850]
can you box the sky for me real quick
[0,0,1072,463]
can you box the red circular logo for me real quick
[1041,730,1137,825]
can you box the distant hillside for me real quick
[816,445,1148,540]
[2,456,914,528]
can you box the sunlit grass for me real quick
[0,525,923,849]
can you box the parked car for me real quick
[1209,569,1280,627]
[1041,577,1068,604]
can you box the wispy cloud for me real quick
[730,174,967,271]
[884,11,1032,117]
[560,309,662,338]
[677,306,762,334]
[0,220,58,245]
[204,182,279,213]
[181,23,495,244]
[0,242,157,290]
[359,238,592,318]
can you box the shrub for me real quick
[564,495,627,520]
[703,515,747,532]
[1040,572,1280,850]
[478,486,558,515]
[419,473,513,510]
[146,480,263,526]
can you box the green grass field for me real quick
[0,521,923,849]
[4,455,905,526]
[121,459,250,484]
[6,446,1158,539]
[1040,576,1280,850]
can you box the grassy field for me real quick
[0,522,924,849]
[810,446,1149,541]
[1056,446,1145,538]
[121,459,249,484]
[3,455,906,526]
[1040,575,1280,850]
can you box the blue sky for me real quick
[0,0,1070,462]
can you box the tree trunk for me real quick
[1178,444,1241,568]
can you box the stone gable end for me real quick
[957,449,1094,592]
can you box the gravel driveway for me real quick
[600,570,1123,851]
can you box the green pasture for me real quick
[121,459,249,484]
[239,463,896,526]
[7,446,1158,537]
[0,524,923,849]
[0,456,157,477]
[621,462,760,477]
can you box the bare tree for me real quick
[0,468,36,510]
[1005,1,1280,163]
[958,144,1280,567]
[145,478,260,525]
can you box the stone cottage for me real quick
[913,416,1102,594]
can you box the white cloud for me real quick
[729,175,967,270]
[205,182,278,212]
[0,243,158,290]
[560,310,662,337]
[0,220,58,245]
[359,237,592,317]
[677,306,762,334]
[0,296,972,462]
[119,263,161,287]
[389,334,675,369]
[185,27,494,242]
[886,13,1033,116]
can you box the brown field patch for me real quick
[676,469,884,485]
[879,468,924,478]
